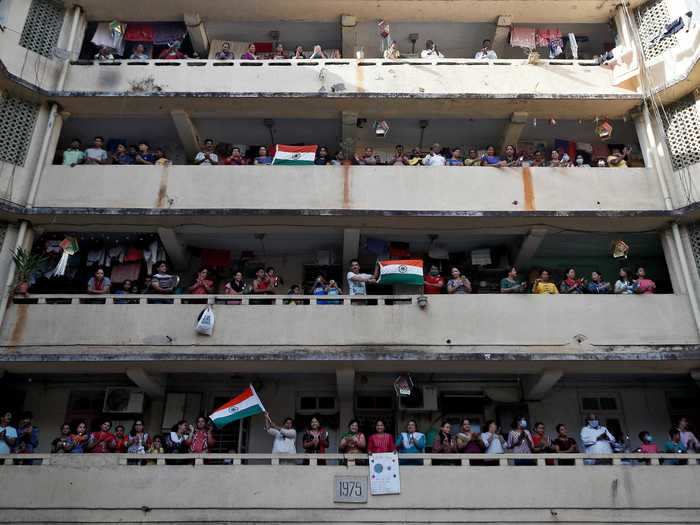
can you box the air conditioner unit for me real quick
[103,388,145,414]
[399,385,438,412]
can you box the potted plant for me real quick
[12,247,46,295]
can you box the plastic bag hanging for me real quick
[195,306,215,336]
[52,237,79,277]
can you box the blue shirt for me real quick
[395,432,426,453]
[255,156,273,165]
[482,155,501,165]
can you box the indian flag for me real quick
[209,385,266,429]
[271,144,317,165]
[378,259,424,285]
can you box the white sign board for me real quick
[369,452,400,495]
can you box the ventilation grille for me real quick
[635,0,678,61]
[662,95,700,171]
[19,0,65,58]
[0,95,39,167]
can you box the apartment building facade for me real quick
[0,0,699,522]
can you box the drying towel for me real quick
[510,27,536,49]
[124,247,143,262]
[124,23,154,42]
[110,262,141,283]
[535,28,562,48]
[153,23,187,45]
[91,22,126,55]
[201,249,231,268]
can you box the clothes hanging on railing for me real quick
[510,27,536,49]
[124,23,155,42]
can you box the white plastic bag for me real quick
[195,306,215,336]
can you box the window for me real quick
[580,395,618,412]
[0,95,39,167]
[356,394,394,411]
[297,394,337,414]
[19,0,65,58]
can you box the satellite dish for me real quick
[52,47,71,61]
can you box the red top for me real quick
[89,431,116,453]
[114,436,129,453]
[424,274,444,294]
[190,279,213,295]
[367,433,395,453]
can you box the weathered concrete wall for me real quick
[61,59,639,99]
[35,166,663,212]
[0,455,698,523]
[1,295,697,355]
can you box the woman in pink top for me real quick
[634,267,656,294]
[367,419,395,453]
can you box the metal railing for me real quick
[70,58,600,69]
[12,294,417,306]
[0,452,696,467]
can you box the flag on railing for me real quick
[377,259,424,285]
[271,144,317,165]
[209,385,266,429]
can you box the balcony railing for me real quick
[1,452,697,523]
[61,58,640,99]
[3,294,697,354]
[1,452,696,466]
[35,166,663,213]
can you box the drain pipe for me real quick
[0,102,60,330]
[57,5,82,91]
[641,104,700,336]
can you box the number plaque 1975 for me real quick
[334,476,368,503]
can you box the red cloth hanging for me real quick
[110,262,141,283]
[124,23,155,42]
[124,247,143,262]
[201,249,231,268]
[389,242,410,258]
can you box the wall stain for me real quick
[521,166,536,211]
[8,303,27,348]
[342,164,351,209]
[355,61,365,93]
[155,169,170,208]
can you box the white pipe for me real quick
[26,103,59,208]
[56,5,82,91]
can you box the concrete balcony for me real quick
[0,452,698,523]
[34,165,664,215]
[2,295,698,368]
[58,59,641,118]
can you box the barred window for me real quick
[0,95,39,166]
[635,0,678,61]
[18,0,65,58]
[663,95,700,171]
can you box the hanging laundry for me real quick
[110,262,142,283]
[365,238,389,257]
[52,237,79,277]
[143,240,159,275]
[91,22,126,55]
[535,28,562,48]
[548,37,564,58]
[124,23,155,42]
[105,245,126,267]
[200,249,231,268]
[510,27,536,49]
[86,248,105,267]
[153,23,187,46]
[389,242,410,259]
[124,246,143,262]
[45,240,61,254]
[577,142,593,154]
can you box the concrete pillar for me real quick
[499,112,528,152]
[340,15,358,59]
[660,227,688,294]
[156,227,189,271]
[342,228,361,273]
[146,397,166,436]
[491,15,513,58]
[170,109,201,163]
[514,226,548,269]
[336,366,355,431]
[126,368,165,398]
[57,5,86,90]
[340,111,359,158]
[184,13,210,58]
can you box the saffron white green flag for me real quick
[378,259,424,286]
[271,145,317,165]
[209,385,266,429]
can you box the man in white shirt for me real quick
[265,414,297,454]
[420,40,444,58]
[475,39,498,59]
[422,143,447,166]
[677,417,700,451]
[580,413,615,463]
[194,139,219,165]
[346,259,378,295]
[85,136,109,164]
[0,411,18,454]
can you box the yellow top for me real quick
[533,282,559,294]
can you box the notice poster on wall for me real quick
[369,452,400,495]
